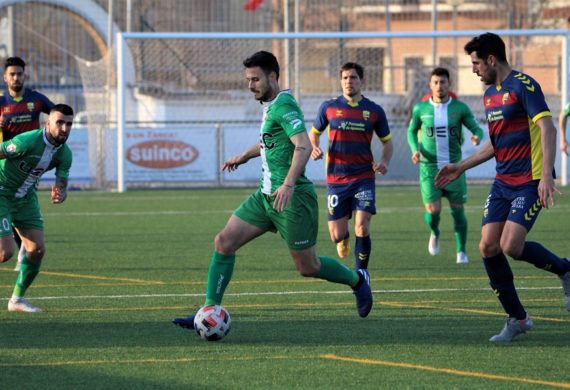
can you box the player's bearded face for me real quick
[4,66,24,93]
[429,75,450,99]
[47,112,73,146]
[246,67,274,102]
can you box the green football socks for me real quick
[204,251,235,305]
[314,256,359,287]
[451,207,467,253]
[12,254,40,298]
[424,211,440,236]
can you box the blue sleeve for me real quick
[373,105,391,141]
[515,73,550,119]
[312,100,331,134]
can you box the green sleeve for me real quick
[407,104,421,153]
[461,103,484,140]
[54,146,73,178]
[274,96,307,138]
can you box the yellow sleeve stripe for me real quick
[532,111,552,123]
[311,126,323,135]
[380,133,393,143]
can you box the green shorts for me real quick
[234,188,318,250]
[0,191,44,237]
[420,164,467,205]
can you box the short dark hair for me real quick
[464,32,507,63]
[243,51,280,80]
[51,104,74,117]
[4,56,26,71]
[340,62,364,79]
[431,67,450,80]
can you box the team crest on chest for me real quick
[501,92,510,105]
[362,110,370,120]
[335,109,343,118]
[485,98,492,107]
[27,102,35,111]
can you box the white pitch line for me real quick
[0,286,561,302]
[40,203,570,217]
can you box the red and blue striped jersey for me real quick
[0,88,54,141]
[312,95,391,184]
[483,70,552,186]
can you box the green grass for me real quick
[1,185,570,389]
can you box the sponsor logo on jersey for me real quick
[126,140,198,169]
[487,110,504,123]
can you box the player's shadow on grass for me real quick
[225,313,570,346]
[2,312,568,348]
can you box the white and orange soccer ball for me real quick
[194,305,232,341]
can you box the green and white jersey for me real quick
[259,90,312,195]
[0,128,72,198]
[407,98,484,169]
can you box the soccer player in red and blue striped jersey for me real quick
[1,57,54,142]
[310,62,393,278]
[1,56,54,272]
[436,33,570,342]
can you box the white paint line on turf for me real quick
[0,285,561,301]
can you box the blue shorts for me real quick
[326,179,376,221]
[482,180,542,231]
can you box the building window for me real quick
[404,56,424,92]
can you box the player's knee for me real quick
[479,240,500,258]
[213,232,234,254]
[354,224,369,237]
[330,232,347,243]
[26,245,45,262]
[501,242,523,259]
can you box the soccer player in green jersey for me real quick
[559,102,570,155]
[407,67,483,265]
[1,57,55,271]
[173,51,373,332]
[0,104,74,312]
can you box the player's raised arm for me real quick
[222,143,261,172]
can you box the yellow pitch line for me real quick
[322,354,570,389]
[38,271,165,285]
[0,355,295,368]
[381,301,570,323]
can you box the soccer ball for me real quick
[194,305,232,341]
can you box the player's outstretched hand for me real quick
[51,185,67,204]
[222,154,247,172]
[435,164,460,188]
[471,135,481,146]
